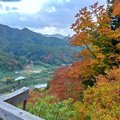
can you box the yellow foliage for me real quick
[106,67,120,81]
[74,83,120,119]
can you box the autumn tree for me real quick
[72,2,120,119]
[28,1,120,119]
[74,68,120,120]
[107,0,120,30]
[49,66,84,100]
[49,1,120,101]
[71,1,120,74]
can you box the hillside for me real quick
[0,24,78,68]
[0,52,24,71]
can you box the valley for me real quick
[0,24,79,94]
[0,1,119,120]
[0,63,56,94]
[0,24,78,67]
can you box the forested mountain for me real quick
[0,24,78,71]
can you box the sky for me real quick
[0,0,107,35]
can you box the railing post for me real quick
[0,87,44,120]
[23,100,27,110]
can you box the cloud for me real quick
[0,0,49,14]
[0,4,2,8]
[46,6,56,13]
[0,0,107,35]
[0,4,16,13]
[55,0,71,4]
[11,7,17,10]
[0,0,21,2]
[28,26,73,36]
[19,16,27,21]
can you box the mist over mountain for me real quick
[45,34,69,40]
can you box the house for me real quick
[15,76,26,85]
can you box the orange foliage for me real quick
[71,1,120,68]
[50,1,120,101]
[113,0,120,16]
[105,67,120,81]
[49,57,97,100]
[49,66,84,100]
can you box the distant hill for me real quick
[0,24,79,70]
[45,34,68,40]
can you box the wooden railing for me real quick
[0,87,43,120]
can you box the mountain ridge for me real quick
[44,34,68,40]
[0,24,78,71]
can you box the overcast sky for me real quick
[0,0,106,35]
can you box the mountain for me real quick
[0,24,78,69]
[45,34,68,39]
